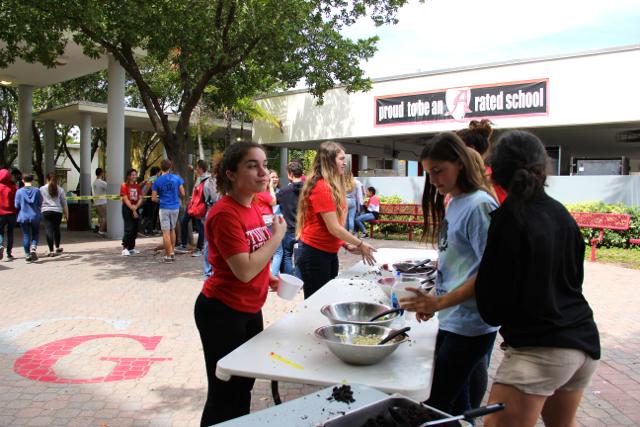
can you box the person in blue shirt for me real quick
[400,132,498,416]
[14,174,43,263]
[152,159,185,263]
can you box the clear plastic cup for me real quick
[277,274,303,300]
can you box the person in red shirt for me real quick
[194,141,285,426]
[0,168,18,261]
[296,141,376,298]
[119,168,143,256]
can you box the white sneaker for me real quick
[121,249,131,256]
[191,250,202,257]
[97,231,107,237]
[130,249,141,254]
[174,246,188,254]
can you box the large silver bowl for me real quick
[314,324,409,365]
[320,301,401,327]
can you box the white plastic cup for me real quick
[277,274,304,300]
[392,277,422,305]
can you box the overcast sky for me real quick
[342,0,640,78]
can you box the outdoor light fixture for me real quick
[0,80,11,86]
[0,75,13,85]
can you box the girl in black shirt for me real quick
[476,131,600,427]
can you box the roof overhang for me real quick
[0,39,108,87]
[33,101,252,133]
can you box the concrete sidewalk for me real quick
[0,230,638,426]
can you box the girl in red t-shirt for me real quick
[296,141,376,298]
[119,168,143,256]
[194,141,285,426]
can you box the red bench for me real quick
[368,204,424,241]
[571,212,631,261]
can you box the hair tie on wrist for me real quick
[357,240,364,248]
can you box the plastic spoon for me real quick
[377,326,411,345]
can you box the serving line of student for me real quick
[401,130,600,427]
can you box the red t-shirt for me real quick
[254,191,274,216]
[201,196,272,313]
[120,183,141,204]
[486,167,507,204]
[300,178,344,254]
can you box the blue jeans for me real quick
[281,231,298,276]
[203,239,212,278]
[425,329,497,416]
[180,213,204,250]
[19,219,40,254]
[268,225,283,276]
[0,213,17,255]
[345,198,357,232]
[355,212,376,234]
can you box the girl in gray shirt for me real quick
[40,173,68,256]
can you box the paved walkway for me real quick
[0,230,638,426]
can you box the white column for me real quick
[279,147,289,186]
[79,113,92,196]
[43,120,56,175]
[124,128,132,174]
[392,158,400,176]
[358,154,368,171]
[106,56,126,240]
[17,85,33,174]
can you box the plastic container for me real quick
[392,273,423,308]
[277,273,303,300]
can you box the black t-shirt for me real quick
[475,193,601,360]
[276,181,304,234]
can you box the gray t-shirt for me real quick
[39,184,67,213]
[435,190,499,337]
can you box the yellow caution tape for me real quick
[66,194,153,201]
[270,352,304,370]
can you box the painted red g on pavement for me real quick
[14,334,172,383]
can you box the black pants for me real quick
[121,206,138,250]
[296,242,339,298]
[42,211,62,252]
[142,199,158,233]
[425,329,497,416]
[194,294,263,426]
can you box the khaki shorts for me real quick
[159,209,179,231]
[494,346,599,396]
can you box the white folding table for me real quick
[215,248,439,402]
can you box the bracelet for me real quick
[356,240,364,248]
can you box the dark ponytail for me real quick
[490,131,547,215]
[46,172,58,198]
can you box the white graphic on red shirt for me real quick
[246,226,271,252]
[129,188,139,203]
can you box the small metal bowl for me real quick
[314,324,409,365]
[320,301,401,327]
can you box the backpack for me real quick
[187,178,208,219]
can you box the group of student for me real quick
[192,121,600,427]
[118,159,218,272]
[0,169,68,263]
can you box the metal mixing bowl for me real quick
[314,324,409,365]
[320,301,401,327]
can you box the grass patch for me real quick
[586,247,640,270]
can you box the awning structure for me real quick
[254,45,640,175]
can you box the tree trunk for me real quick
[224,108,232,148]
[32,122,44,185]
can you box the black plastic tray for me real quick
[321,395,470,427]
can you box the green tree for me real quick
[0,0,412,178]
[0,85,18,168]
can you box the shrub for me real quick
[564,202,640,249]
